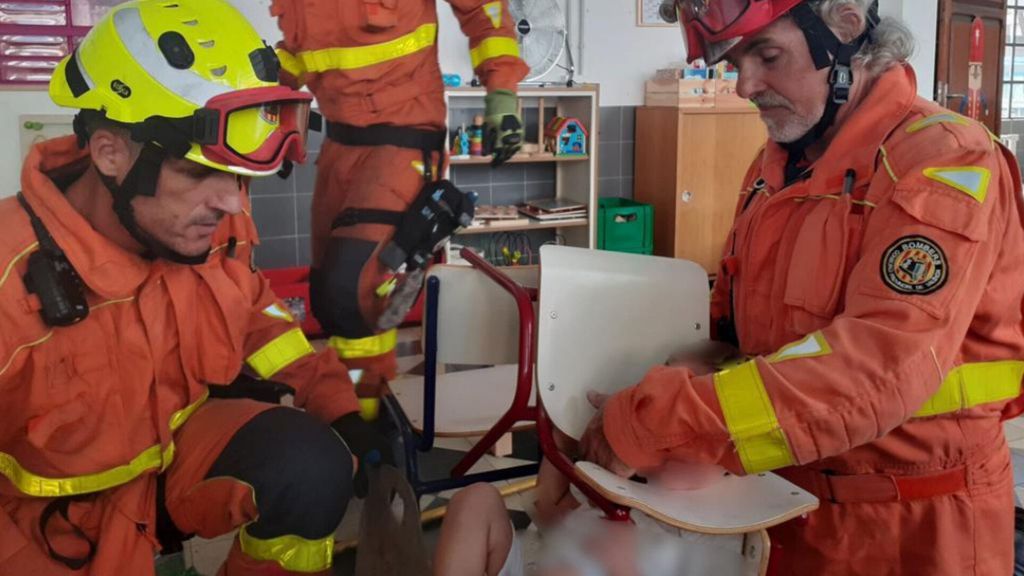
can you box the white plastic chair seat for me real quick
[389,364,537,437]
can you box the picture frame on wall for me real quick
[637,0,674,27]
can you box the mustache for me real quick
[189,211,225,227]
[751,92,795,111]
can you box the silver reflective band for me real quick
[113,7,233,107]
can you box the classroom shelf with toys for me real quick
[444,84,599,261]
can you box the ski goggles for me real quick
[191,85,314,174]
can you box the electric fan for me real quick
[508,0,575,85]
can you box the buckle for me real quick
[829,64,853,104]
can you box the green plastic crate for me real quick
[597,198,653,254]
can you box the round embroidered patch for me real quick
[881,236,948,295]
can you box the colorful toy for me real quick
[544,116,588,156]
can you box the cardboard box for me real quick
[644,77,756,110]
[644,78,715,108]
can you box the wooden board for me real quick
[577,462,818,535]
[536,245,709,440]
[389,364,536,437]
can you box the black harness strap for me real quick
[39,497,98,571]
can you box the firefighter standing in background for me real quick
[273,0,529,391]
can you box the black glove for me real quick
[332,412,393,498]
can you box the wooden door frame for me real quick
[936,0,1007,134]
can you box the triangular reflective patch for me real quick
[923,167,990,203]
[906,113,970,134]
[484,2,502,28]
[263,303,293,322]
[771,332,832,363]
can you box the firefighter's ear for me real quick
[89,128,141,182]
[829,2,867,44]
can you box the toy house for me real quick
[544,116,588,156]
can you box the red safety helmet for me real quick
[664,0,804,64]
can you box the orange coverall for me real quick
[604,64,1024,575]
[0,137,362,575]
[272,0,528,386]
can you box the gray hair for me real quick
[810,0,915,76]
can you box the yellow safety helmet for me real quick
[50,0,312,177]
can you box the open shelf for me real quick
[457,218,589,235]
[449,154,589,166]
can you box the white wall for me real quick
[0,0,939,197]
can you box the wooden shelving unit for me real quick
[445,84,600,250]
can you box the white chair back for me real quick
[537,246,709,440]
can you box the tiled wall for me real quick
[249,106,638,270]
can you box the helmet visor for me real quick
[679,0,753,35]
[199,86,313,173]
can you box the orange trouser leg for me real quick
[166,399,354,575]
[309,141,435,391]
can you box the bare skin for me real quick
[432,483,515,576]
[65,128,245,258]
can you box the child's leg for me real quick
[433,483,516,576]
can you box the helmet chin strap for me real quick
[781,0,880,185]
[98,142,211,266]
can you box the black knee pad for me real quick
[310,236,379,339]
[206,407,355,540]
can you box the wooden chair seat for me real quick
[389,364,537,437]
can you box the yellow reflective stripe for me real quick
[294,23,437,73]
[328,329,398,360]
[906,112,971,134]
[170,390,210,431]
[276,48,306,77]
[0,242,38,291]
[0,444,166,498]
[239,524,333,573]
[879,145,898,183]
[470,36,521,68]
[714,360,796,473]
[247,328,315,379]
[914,361,1024,418]
[0,391,207,497]
[0,330,53,379]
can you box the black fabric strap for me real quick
[325,122,446,153]
[780,1,878,186]
[63,49,89,98]
[16,193,62,256]
[39,497,97,571]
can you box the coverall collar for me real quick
[20,135,150,300]
[760,63,919,193]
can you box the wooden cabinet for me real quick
[634,107,766,273]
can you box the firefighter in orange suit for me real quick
[0,1,390,574]
[272,0,529,390]
[580,1,1024,574]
